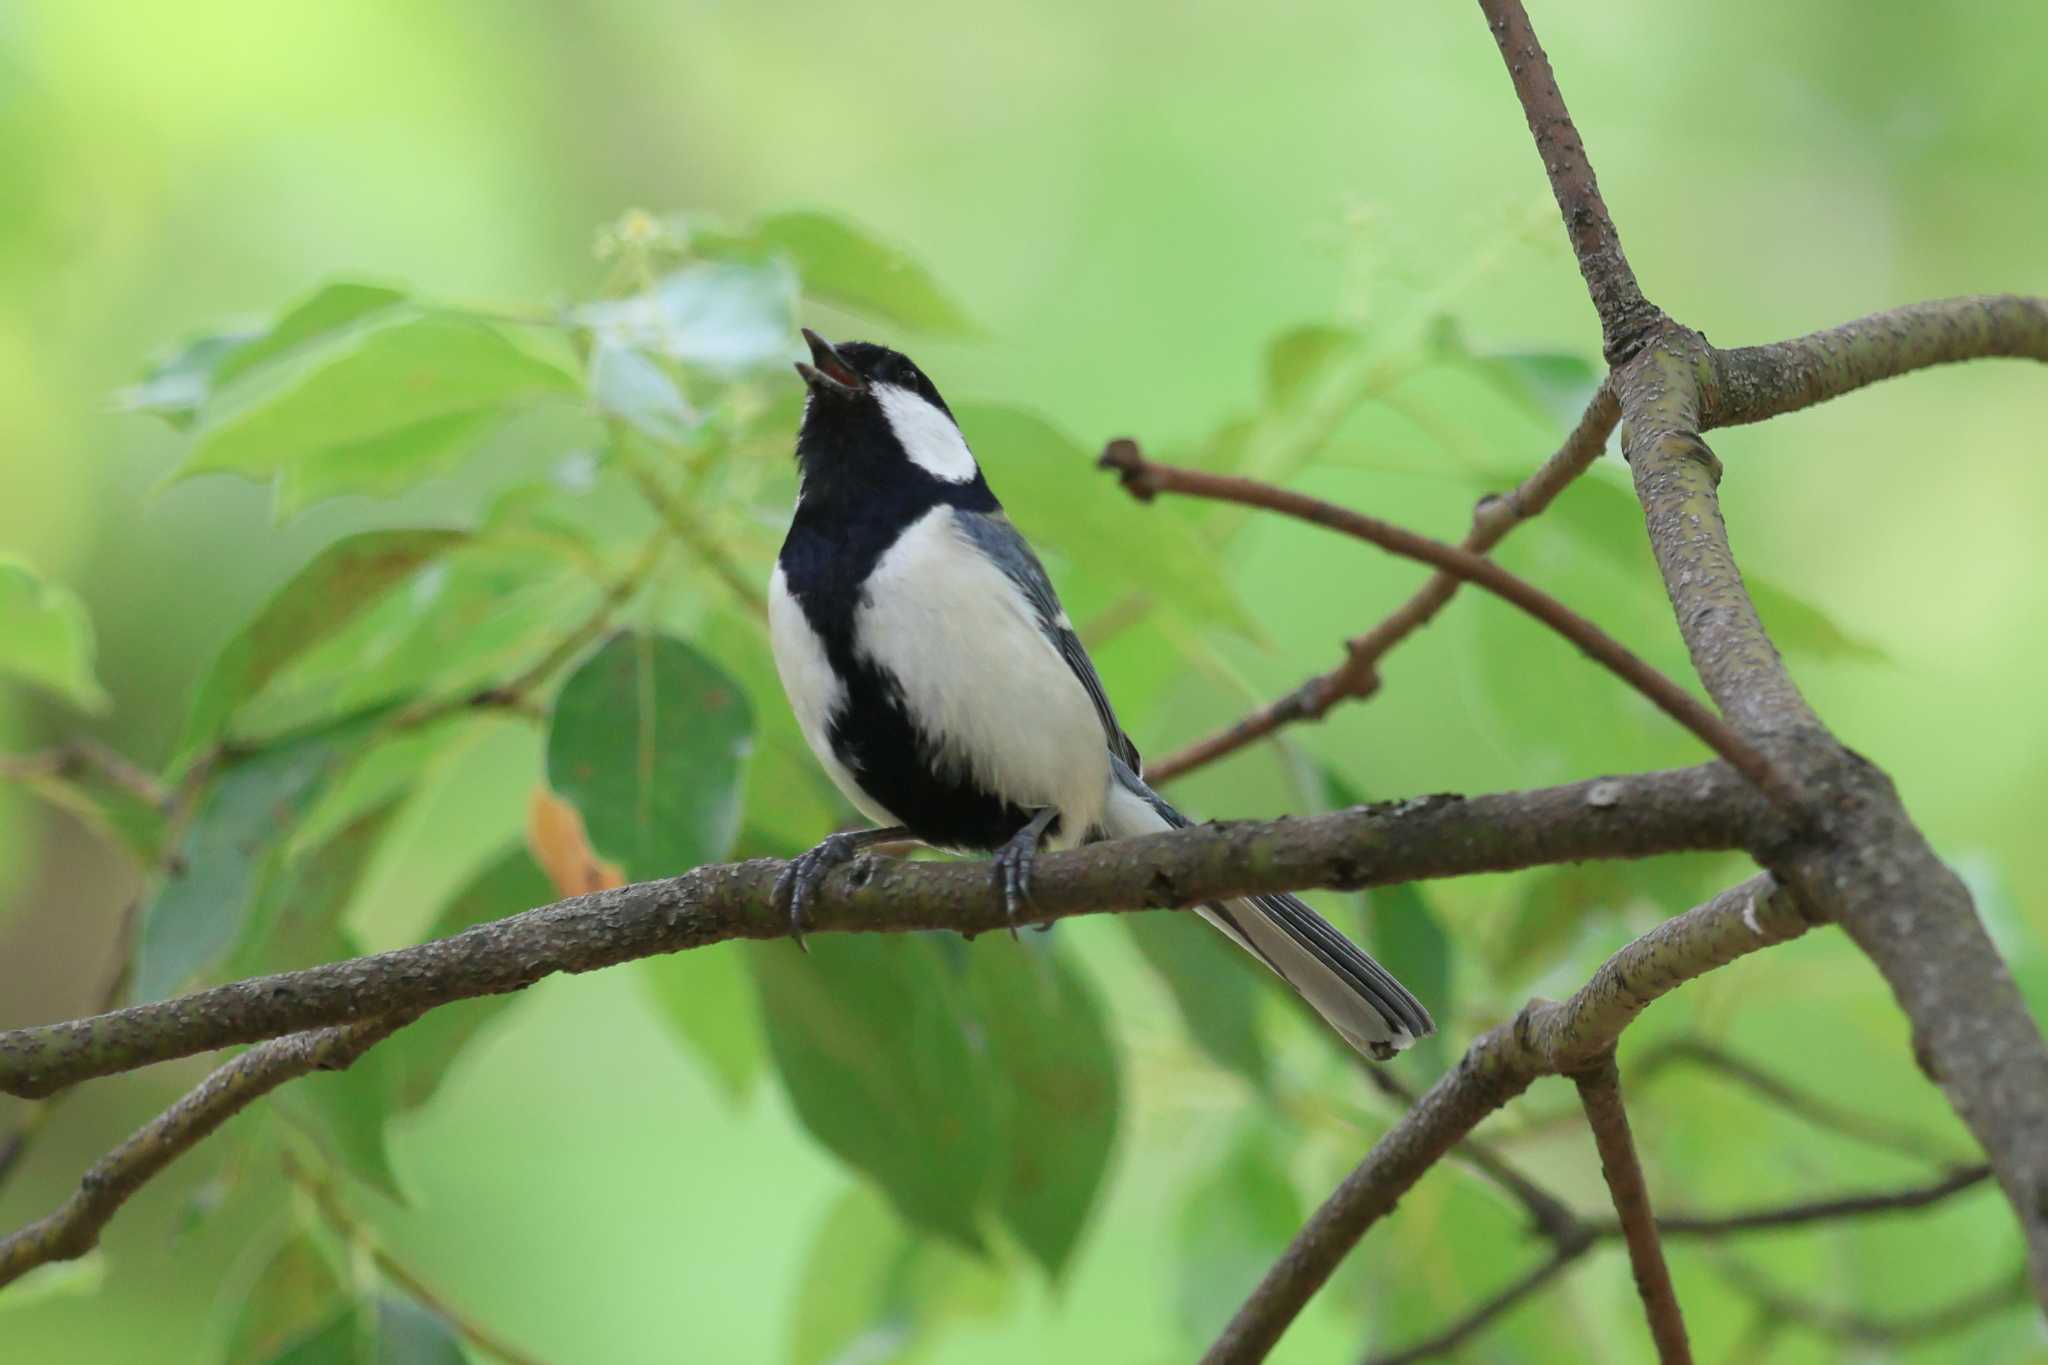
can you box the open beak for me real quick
[795,328,867,397]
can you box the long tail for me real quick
[1102,759,1434,1060]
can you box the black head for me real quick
[793,331,988,504]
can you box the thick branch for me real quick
[1708,295,2048,428]
[1573,1055,1691,1362]
[1475,0,1662,361]
[1100,441,1803,812]
[0,766,1777,1099]
[0,1016,407,1289]
[1146,383,1619,783]
[1203,875,1813,1362]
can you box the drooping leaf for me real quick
[133,720,370,1002]
[959,405,1258,638]
[118,329,265,431]
[180,529,468,754]
[525,785,627,896]
[1122,912,1271,1090]
[576,260,798,376]
[589,336,699,444]
[224,1233,347,1365]
[171,312,577,517]
[697,210,976,336]
[787,1184,1012,1365]
[967,938,1120,1277]
[752,934,1001,1251]
[1176,1122,1302,1343]
[0,556,109,711]
[544,631,754,882]
[639,946,764,1103]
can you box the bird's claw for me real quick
[777,832,866,952]
[989,833,1040,941]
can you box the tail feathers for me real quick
[1103,759,1435,1060]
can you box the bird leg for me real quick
[990,806,1061,939]
[776,825,914,951]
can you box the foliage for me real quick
[0,187,2020,1365]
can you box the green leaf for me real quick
[119,282,411,432]
[1264,323,1369,413]
[0,1254,107,1311]
[229,802,399,981]
[959,405,1258,638]
[380,847,554,1114]
[638,946,764,1102]
[0,556,109,711]
[225,1233,347,1365]
[966,939,1120,1277]
[134,721,368,1002]
[173,312,577,517]
[752,934,1001,1251]
[227,539,596,747]
[788,1184,1012,1365]
[577,261,797,376]
[545,631,754,882]
[589,337,699,444]
[372,1295,466,1365]
[262,1309,362,1365]
[714,210,976,336]
[1478,351,1603,429]
[1747,576,1889,664]
[1121,912,1270,1089]
[180,529,468,753]
[1176,1122,1301,1343]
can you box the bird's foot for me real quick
[777,829,896,951]
[990,808,1059,940]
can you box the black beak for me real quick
[795,329,867,397]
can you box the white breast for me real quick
[767,563,900,827]
[854,507,1111,846]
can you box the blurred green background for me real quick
[3,0,2046,1361]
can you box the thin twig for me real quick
[0,1016,410,1290]
[1573,1055,1691,1362]
[1146,383,1618,783]
[0,738,170,808]
[1633,1038,1971,1166]
[614,431,766,618]
[1100,440,1804,814]
[0,764,1778,1099]
[1203,875,1813,1363]
[1362,1066,1579,1244]
[1636,1165,1992,1238]
[1475,0,1663,361]
[287,1154,550,1365]
[1363,1238,1593,1365]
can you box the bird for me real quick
[766,329,1435,1060]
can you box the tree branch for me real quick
[1635,1164,1991,1238]
[1362,1238,1592,1365]
[1203,874,1814,1362]
[1099,440,1803,812]
[1475,0,1663,361]
[1145,383,1619,784]
[1707,294,2048,429]
[0,1016,408,1290]
[1572,1055,1691,1362]
[0,765,1778,1100]
[1713,1259,2028,1347]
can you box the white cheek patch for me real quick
[875,383,979,483]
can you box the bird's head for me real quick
[792,330,983,493]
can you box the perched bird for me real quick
[767,330,1434,1059]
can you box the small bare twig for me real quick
[1639,1165,1991,1239]
[287,1154,550,1365]
[1146,384,1618,783]
[614,431,766,617]
[1573,1054,1691,1362]
[1363,1238,1592,1365]
[0,738,170,808]
[1713,1258,2029,1347]
[1100,440,1804,814]
[0,1016,409,1290]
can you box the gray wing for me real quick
[954,509,1142,774]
